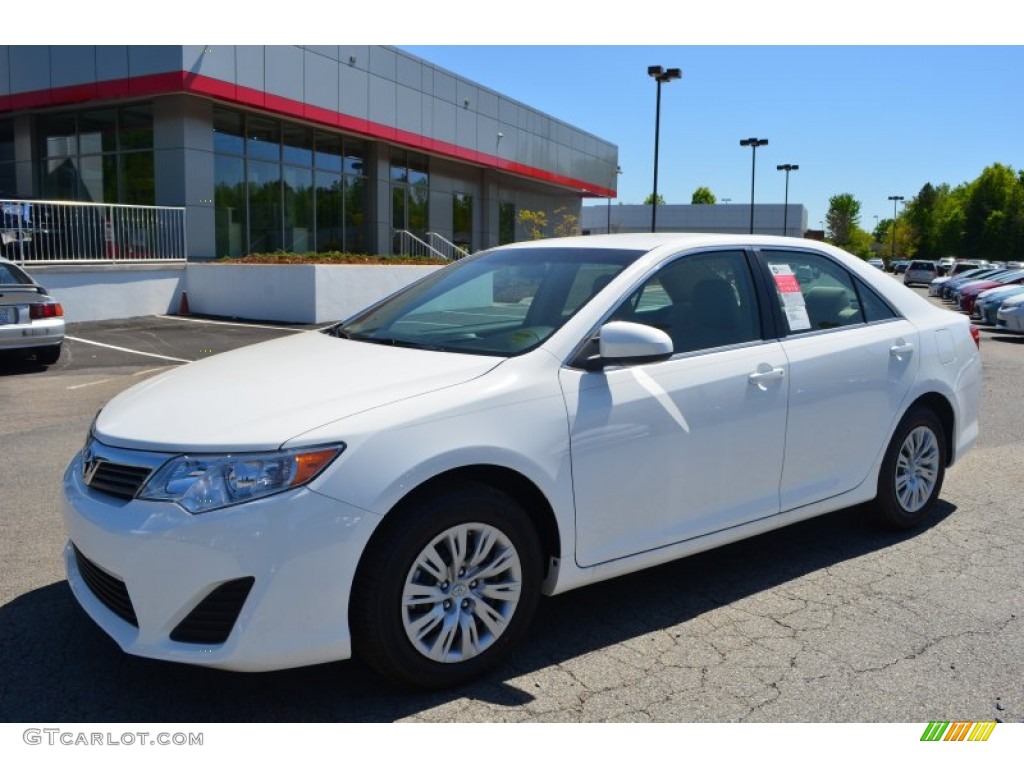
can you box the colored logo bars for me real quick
[921,721,997,741]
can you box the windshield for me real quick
[332,246,646,356]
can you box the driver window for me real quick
[615,250,761,354]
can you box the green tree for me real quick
[643,193,666,206]
[691,187,716,205]
[963,163,1018,260]
[826,193,862,248]
[844,226,875,259]
[873,218,892,242]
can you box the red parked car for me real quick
[958,271,1024,314]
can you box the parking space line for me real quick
[65,335,194,363]
[153,315,326,332]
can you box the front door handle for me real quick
[748,366,786,389]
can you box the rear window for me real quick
[0,262,34,285]
[909,261,934,270]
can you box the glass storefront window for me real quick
[499,202,516,245]
[246,117,280,163]
[120,104,153,150]
[283,164,313,253]
[344,141,366,177]
[39,114,78,158]
[282,124,313,167]
[214,108,244,156]
[121,152,155,205]
[1,120,15,163]
[215,155,246,258]
[314,132,343,173]
[345,176,366,254]
[80,109,117,154]
[248,159,282,253]
[314,170,343,252]
[453,193,472,251]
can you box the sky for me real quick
[399,45,1024,231]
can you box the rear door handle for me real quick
[890,341,914,359]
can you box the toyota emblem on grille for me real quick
[82,443,101,485]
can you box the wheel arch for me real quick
[351,464,563,607]
[906,391,955,467]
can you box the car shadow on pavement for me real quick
[0,501,955,723]
[0,353,50,376]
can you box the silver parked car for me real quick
[903,260,938,287]
[0,256,65,365]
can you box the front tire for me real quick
[351,483,542,689]
[875,406,947,529]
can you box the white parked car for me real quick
[0,256,65,365]
[61,234,983,688]
[996,291,1024,332]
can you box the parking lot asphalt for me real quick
[1,299,1022,723]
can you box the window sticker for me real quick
[769,264,811,330]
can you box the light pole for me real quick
[607,165,622,233]
[740,137,768,234]
[888,195,904,262]
[648,65,681,232]
[776,163,798,236]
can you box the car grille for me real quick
[170,577,255,645]
[84,459,153,499]
[72,545,138,627]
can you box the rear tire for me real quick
[351,483,542,689]
[875,406,947,529]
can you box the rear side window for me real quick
[760,250,896,334]
[0,262,33,285]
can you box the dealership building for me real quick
[0,46,619,259]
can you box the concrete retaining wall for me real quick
[23,264,187,323]
[20,262,444,325]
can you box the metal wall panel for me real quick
[50,47,96,89]
[432,69,456,104]
[235,46,264,93]
[304,49,339,112]
[305,45,339,60]
[265,46,304,102]
[95,46,129,82]
[9,46,49,93]
[396,52,422,90]
[126,46,181,77]
[0,47,10,96]
[455,107,476,149]
[368,47,396,81]
[367,75,396,128]
[339,46,369,71]
[395,84,421,135]
[183,45,235,82]
[339,63,368,118]
[432,97,456,144]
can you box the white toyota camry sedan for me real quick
[61,234,982,688]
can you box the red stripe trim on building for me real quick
[2,71,614,198]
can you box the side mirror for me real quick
[572,321,673,370]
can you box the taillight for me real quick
[29,302,63,319]
[970,325,981,349]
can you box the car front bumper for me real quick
[61,449,379,672]
[996,307,1024,333]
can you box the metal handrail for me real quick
[426,232,471,261]
[393,229,446,260]
[1,198,187,265]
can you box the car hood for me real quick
[94,331,504,452]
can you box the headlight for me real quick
[138,444,344,514]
